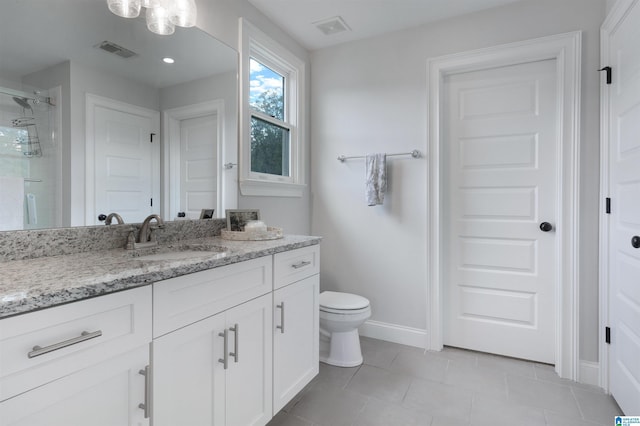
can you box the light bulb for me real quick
[106,0,141,18]
[169,0,197,28]
[146,1,175,35]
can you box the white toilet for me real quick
[319,291,371,367]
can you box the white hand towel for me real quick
[26,193,37,225]
[365,153,387,206]
[0,176,25,230]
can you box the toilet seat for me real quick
[320,305,370,315]
[319,291,370,311]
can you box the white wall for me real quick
[196,0,312,235]
[311,0,606,362]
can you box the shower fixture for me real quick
[0,86,54,107]
[1,89,47,157]
[13,97,32,110]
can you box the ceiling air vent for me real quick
[95,41,138,59]
[313,16,351,36]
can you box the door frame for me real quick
[85,93,160,226]
[426,31,582,380]
[598,0,637,393]
[162,99,225,219]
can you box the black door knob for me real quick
[98,214,107,222]
[540,222,553,232]
[632,236,640,249]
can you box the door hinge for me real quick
[606,197,611,214]
[150,198,153,207]
[599,66,612,85]
[606,326,611,344]
[150,133,156,143]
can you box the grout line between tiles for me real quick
[569,385,587,421]
[342,364,362,390]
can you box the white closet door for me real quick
[606,0,640,415]
[444,59,558,363]
[89,97,159,225]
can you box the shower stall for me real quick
[0,85,60,230]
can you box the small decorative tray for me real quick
[220,227,283,241]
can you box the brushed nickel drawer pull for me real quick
[276,302,285,334]
[138,365,151,419]
[28,330,103,359]
[218,329,229,369]
[229,324,239,363]
[291,260,311,269]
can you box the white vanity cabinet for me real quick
[152,256,273,426]
[0,287,152,426]
[152,245,320,425]
[0,242,320,426]
[272,245,320,414]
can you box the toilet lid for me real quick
[319,291,370,310]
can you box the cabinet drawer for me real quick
[153,256,273,337]
[274,245,320,289]
[0,286,152,402]
[0,345,149,426]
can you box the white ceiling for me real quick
[248,0,526,50]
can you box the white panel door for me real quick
[444,59,557,363]
[93,104,158,224]
[226,293,272,426]
[607,0,640,414]
[180,114,218,219]
[0,346,148,426]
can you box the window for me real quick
[240,19,305,197]
[249,59,289,177]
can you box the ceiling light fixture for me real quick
[106,0,197,35]
[162,57,175,64]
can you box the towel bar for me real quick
[337,149,420,162]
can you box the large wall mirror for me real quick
[0,0,238,232]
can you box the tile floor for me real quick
[267,337,622,426]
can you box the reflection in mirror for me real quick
[0,0,238,231]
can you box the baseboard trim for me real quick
[359,320,427,349]
[360,320,600,386]
[579,360,600,387]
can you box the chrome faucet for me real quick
[138,214,165,245]
[105,212,124,225]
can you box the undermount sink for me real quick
[129,244,229,262]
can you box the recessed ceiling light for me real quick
[162,57,175,64]
[313,16,351,36]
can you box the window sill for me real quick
[239,179,305,197]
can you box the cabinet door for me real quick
[0,345,149,426]
[152,312,226,426]
[273,275,319,414]
[225,293,273,426]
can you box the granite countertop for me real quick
[0,235,321,319]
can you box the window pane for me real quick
[249,58,285,120]
[251,116,290,177]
